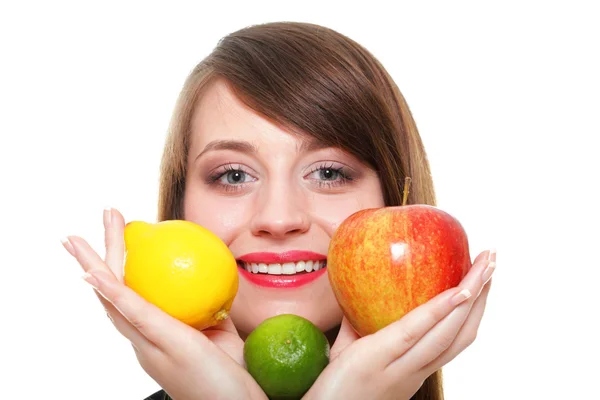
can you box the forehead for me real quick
[190,79,309,151]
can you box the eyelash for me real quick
[205,163,354,192]
[206,164,255,192]
[305,163,354,188]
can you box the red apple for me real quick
[327,198,471,337]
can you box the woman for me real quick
[61,22,495,399]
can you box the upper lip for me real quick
[237,251,327,264]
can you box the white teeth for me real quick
[282,262,296,275]
[305,261,313,272]
[241,260,326,275]
[268,264,282,275]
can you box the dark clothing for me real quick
[145,390,171,400]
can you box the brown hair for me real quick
[158,21,442,399]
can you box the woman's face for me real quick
[184,79,385,336]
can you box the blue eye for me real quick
[206,164,257,193]
[305,164,353,189]
[319,168,340,181]
[223,170,247,184]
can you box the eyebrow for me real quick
[194,137,330,162]
[195,139,258,161]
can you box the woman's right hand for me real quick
[61,208,267,400]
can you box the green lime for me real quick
[244,314,330,400]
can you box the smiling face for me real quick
[183,79,385,336]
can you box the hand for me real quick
[303,250,496,400]
[61,208,267,400]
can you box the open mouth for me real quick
[236,260,327,275]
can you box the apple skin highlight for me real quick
[327,205,471,337]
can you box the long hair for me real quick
[157,21,442,399]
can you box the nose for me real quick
[250,184,310,238]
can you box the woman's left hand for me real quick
[302,249,496,400]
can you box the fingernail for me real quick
[482,261,496,284]
[61,237,76,257]
[488,248,497,262]
[103,207,112,227]
[82,272,99,290]
[451,289,472,306]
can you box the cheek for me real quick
[183,188,250,244]
[310,192,385,235]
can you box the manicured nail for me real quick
[61,237,76,257]
[451,289,472,306]
[103,207,112,227]
[82,272,99,290]
[488,248,496,262]
[482,261,496,284]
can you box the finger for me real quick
[68,235,170,347]
[69,234,209,355]
[66,235,113,275]
[422,278,493,374]
[103,208,125,282]
[85,267,210,356]
[374,257,490,368]
[473,249,494,265]
[329,316,361,361]
[100,209,162,352]
[386,258,492,374]
[63,235,155,350]
[206,315,240,336]
[203,321,245,366]
[92,290,155,352]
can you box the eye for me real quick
[318,168,341,181]
[222,169,250,184]
[305,163,354,189]
[206,164,257,192]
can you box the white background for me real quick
[1,1,598,399]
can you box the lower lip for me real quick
[238,266,327,289]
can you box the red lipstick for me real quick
[236,251,327,289]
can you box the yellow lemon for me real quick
[123,220,238,330]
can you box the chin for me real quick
[230,274,343,337]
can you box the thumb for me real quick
[202,316,245,366]
[330,316,361,361]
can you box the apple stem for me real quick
[402,177,411,206]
